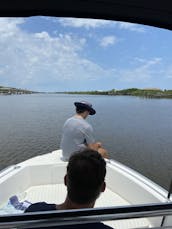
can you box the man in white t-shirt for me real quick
[60,101,108,160]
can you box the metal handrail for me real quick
[0,202,172,228]
[133,227,172,229]
[161,180,172,227]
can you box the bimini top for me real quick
[0,0,172,31]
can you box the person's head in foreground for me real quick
[63,149,106,209]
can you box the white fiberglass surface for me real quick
[24,183,151,229]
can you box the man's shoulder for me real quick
[65,117,90,127]
[25,204,114,229]
[25,202,56,213]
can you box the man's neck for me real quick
[74,113,86,119]
[57,197,95,210]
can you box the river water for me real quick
[0,94,172,190]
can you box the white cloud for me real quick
[100,35,117,47]
[59,18,111,29]
[140,59,172,80]
[0,18,24,33]
[0,18,160,92]
[0,18,114,91]
[118,58,161,82]
[117,22,145,33]
[58,18,145,32]
[164,66,172,79]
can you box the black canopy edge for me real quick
[0,0,172,30]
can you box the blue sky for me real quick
[0,17,172,92]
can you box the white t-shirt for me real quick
[60,116,95,160]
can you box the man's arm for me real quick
[84,126,109,159]
[88,142,109,159]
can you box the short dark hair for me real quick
[76,107,88,114]
[67,149,106,204]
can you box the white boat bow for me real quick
[0,150,172,228]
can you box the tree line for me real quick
[63,88,172,98]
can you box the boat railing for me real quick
[0,202,172,228]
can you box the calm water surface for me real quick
[0,94,172,190]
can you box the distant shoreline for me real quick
[0,86,37,95]
[1,87,172,98]
[53,88,172,99]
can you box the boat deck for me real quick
[0,150,164,228]
[24,183,151,229]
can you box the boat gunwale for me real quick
[107,159,168,200]
[0,151,168,202]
